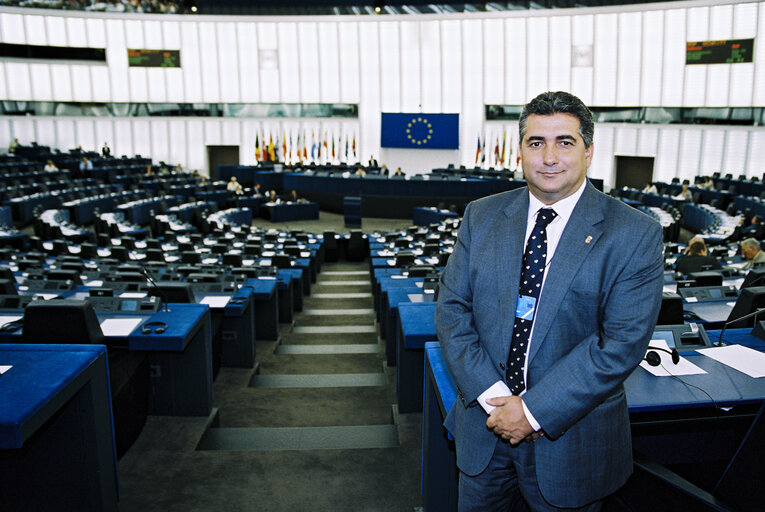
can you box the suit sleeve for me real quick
[523,220,664,439]
[435,202,505,406]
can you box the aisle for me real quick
[118,261,423,512]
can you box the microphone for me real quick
[716,307,764,346]
[125,246,170,313]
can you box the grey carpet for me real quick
[278,332,379,345]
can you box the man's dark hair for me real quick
[688,241,706,255]
[519,91,594,148]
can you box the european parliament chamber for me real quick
[1,0,765,511]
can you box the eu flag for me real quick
[381,113,459,150]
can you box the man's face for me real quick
[743,244,756,260]
[520,113,592,205]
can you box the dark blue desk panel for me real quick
[260,201,320,222]
[413,207,459,226]
[241,278,279,341]
[734,196,765,219]
[384,286,422,366]
[0,344,118,511]
[397,302,437,414]
[276,272,294,324]
[128,303,214,416]
[199,288,257,369]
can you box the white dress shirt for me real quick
[478,179,588,432]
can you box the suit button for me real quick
[499,362,506,370]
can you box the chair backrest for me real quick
[22,299,105,345]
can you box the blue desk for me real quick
[276,272,294,324]
[197,288,257,369]
[241,278,279,341]
[260,201,320,222]
[0,344,118,511]
[422,336,765,512]
[397,302,437,414]
[413,207,459,226]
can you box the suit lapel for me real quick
[527,182,605,363]
[499,191,529,359]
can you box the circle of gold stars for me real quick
[406,117,433,146]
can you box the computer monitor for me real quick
[727,286,765,328]
[741,268,765,290]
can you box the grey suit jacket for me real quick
[434,181,664,508]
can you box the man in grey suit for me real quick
[435,91,664,511]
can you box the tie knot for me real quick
[536,208,557,228]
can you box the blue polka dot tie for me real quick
[507,208,557,395]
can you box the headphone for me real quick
[644,346,680,367]
[0,319,23,333]
[141,321,168,335]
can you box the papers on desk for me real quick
[662,285,677,294]
[0,315,22,327]
[85,280,104,287]
[243,259,255,266]
[202,258,219,265]
[97,248,111,258]
[415,281,423,288]
[697,345,765,378]
[100,317,142,337]
[120,292,147,299]
[0,365,11,375]
[640,340,707,377]
[200,296,231,308]
[32,293,60,300]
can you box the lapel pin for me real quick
[585,236,592,244]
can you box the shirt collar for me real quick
[528,178,587,224]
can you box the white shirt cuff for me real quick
[521,399,541,432]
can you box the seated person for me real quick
[700,176,715,190]
[741,215,765,238]
[43,160,58,171]
[673,183,693,201]
[253,183,262,196]
[145,164,154,175]
[282,189,301,203]
[226,176,243,195]
[265,190,279,203]
[675,237,722,274]
[392,167,404,177]
[354,167,366,177]
[642,183,658,194]
[741,237,765,269]
[380,164,389,176]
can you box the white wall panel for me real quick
[149,119,170,165]
[746,131,765,175]
[186,120,206,174]
[655,128,680,182]
[641,10,663,106]
[1,13,26,43]
[34,118,56,148]
[462,19,483,165]
[85,18,105,48]
[168,119,186,166]
[71,64,93,102]
[65,17,87,47]
[441,20,462,113]
[482,18,504,105]
[338,22,359,103]
[198,22,220,102]
[113,119,133,159]
[589,124,614,187]
[358,21,380,161]
[29,63,53,101]
[180,21,202,102]
[104,20,128,102]
[124,20,148,102]
[378,22,401,112]
[636,127,658,158]
[257,23,279,103]
[24,15,47,46]
[277,23,300,103]
[662,9,686,106]
[570,14,593,106]
[204,119,222,146]
[730,2,758,106]
[548,16,571,93]
[616,13,641,106]
[143,19,163,48]
[144,20,167,103]
[240,120,259,166]
[593,13,617,105]
[6,62,32,100]
[162,21,182,103]
[700,129,725,174]
[298,23,320,103]
[10,118,35,146]
[526,17,549,100]
[221,119,241,147]
[0,63,7,100]
[684,7,708,106]
[420,21,441,112]
[0,120,11,152]
[237,23,260,103]
[705,5,733,106]
[614,126,638,156]
[317,22,339,103]
[50,64,73,101]
[75,119,96,151]
[678,129,702,180]
[400,21,421,112]
[55,118,75,150]
[723,129,749,174]
[217,22,240,103]
[44,15,67,46]
[132,119,151,159]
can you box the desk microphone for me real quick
[716,307,764,346]
[126,250,170,313]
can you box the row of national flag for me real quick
[254,130,358,166]
[474,131,522,170]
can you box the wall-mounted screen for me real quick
[0,43,106,62]
[686,39,754,65]
[127,49,181,68]
[381,113,459,150]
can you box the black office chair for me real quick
[272,254,293,269]
[347,230,366,262]
[222,253,243,267]
[0,279,17,295]
[323,231,339,262]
